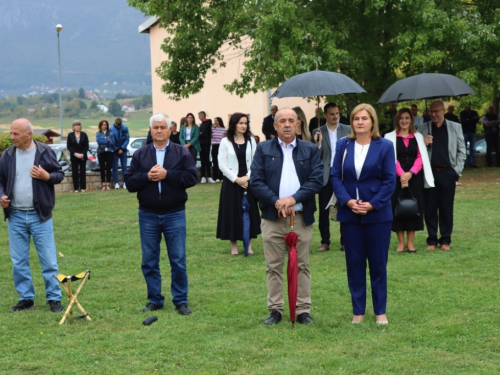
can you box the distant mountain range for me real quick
[0,0,152,97]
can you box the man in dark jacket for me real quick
[125,113,198,315]
[444,105,460,123]
[0,118,65,313]
[262,105,278,140]
[198,111,213,183]
[482,104,500,167]
[459,104,479,168]
[250,108,323,325]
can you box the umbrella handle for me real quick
[290,215,294,230]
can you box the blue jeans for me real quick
[463,133,476,167]
[113,151,128,185]
[8,209,62,301]
[139,209,188,306]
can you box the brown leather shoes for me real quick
[427,245,436,251]
[316,244,330,253]
[440,244,450,251]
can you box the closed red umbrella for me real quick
[284,215,298,328]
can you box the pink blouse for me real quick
[395,133,422,177]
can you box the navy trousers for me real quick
[342,221,392,316]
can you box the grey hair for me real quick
[149,113,171,128]
[72,120,82,126]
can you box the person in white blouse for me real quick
[216,113,260,256]
[331,104,396,325]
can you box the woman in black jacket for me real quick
[66,120,89,192]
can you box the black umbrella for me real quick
[272,70,366,99]
[272,70,366,130]
[241,191,250,257]
[377,73,475,103]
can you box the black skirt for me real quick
[216,177,261,241]
[391,137,424,232]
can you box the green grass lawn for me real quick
[0,168,499,374]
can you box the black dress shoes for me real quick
[142,303,163,312]
[175,303,192,315]
[297,312,314,324]
[264,309,282,325]
[10,299,34,312]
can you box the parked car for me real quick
[127,137,148,155]
[87,142,99,171]
[474,139,486,154]
[47,144,70,173]
[47,143,98,172]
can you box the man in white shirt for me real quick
[250,108,323,325]
[313,103,350,252]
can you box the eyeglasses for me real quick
[429,109,444,114]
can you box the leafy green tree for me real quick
[69,89,79,100]
[90,101,98,110]
[108,99,124,117]
[79,100,87,110]
[132,98,144,109]
[65,99,82,117]
[78,87,85,99]
[14,106,28,118]
[0,133,47,155]
[128,0,497,106]
[142,94,152,107]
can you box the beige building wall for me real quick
[147,22,322,139]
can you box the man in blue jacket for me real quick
[125,113,198,315]
[110,117,130,189]
[0,118,64,313]
[250,108,323,325]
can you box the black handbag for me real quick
[394,187,420,219]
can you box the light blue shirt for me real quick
[278,138,303,212]
[153,141,169,193]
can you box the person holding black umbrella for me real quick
[250,108,323,325]
[416,100,466,251]
[313,102,351,253]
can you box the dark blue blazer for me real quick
[250,137,323,226]
[330,137,396,224]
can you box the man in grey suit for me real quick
[417,100,466,251]
[313,102,351,252]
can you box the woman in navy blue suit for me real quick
[331,104,396,325]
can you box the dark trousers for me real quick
[200,143,211,178]
[424,168,457,245]
[318,183,343,246]
[342,221,391,315]
[98,151,113,183]
[71,157,86,190]
[211,144,222,180]
[187,145,198,164]
[485,132,500,166]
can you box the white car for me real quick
[127,137,148,155]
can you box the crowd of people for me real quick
[1,99,496,325]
